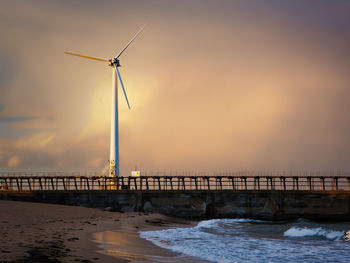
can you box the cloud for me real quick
[0,56,16,94]
[0,124,32,138]
[7,156,21,167]
[0,115,56,138]
[14,132,56,149]
[0,0,349,172]
[85,157,104,169]
[0,116,39,123]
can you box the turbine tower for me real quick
[65,25,146,177]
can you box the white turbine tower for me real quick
[65,25,146,177]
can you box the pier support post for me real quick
[307,177,312,191]
[27,178,31,191]
[231,177,235,190]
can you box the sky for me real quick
[0,0,350,174]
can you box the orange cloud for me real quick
[7,156,21,167]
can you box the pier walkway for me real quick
[1,171,349,192]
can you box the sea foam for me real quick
[283,227,345,240]
[140,218,272,263]
[139,219,350,263]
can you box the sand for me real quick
[0,200,199,262]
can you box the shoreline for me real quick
[0,200,203,262]
[92,214,204,262]
[92,212,211,263]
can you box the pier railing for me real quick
[0,172,350,192]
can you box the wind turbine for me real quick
[65,25,146,177]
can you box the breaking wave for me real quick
[139,219,350,263]
[284,226,345,240]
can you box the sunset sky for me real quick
[0,0,350,174]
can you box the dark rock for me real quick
[24,247,61,263]
[67,237,79,242]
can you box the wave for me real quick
[284,227,345,240]
[197,218,267,228]
[140,219,350,263]
[140,218,278,263]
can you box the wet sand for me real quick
[0,200,199,262]
[92,214,206,262]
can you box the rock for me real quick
[104,207,112,211]
[143,197,206,217]
[120,206,134,213]
[145,219,164,225]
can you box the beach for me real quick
[0,200,197,262]
[3,199,349,263]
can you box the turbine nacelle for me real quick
[109,58,121,67]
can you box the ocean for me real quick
[139,218,350,263]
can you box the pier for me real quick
[1,171,350,191]
[1,172,350,221]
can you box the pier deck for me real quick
[1,172,350,192]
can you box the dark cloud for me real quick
[0,116,40,138]
[0,116,39,123]
[0,115,57,138]
[0,123,39,138]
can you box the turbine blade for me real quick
[115,65,131,109]
[116,24,146,59]
[64,52,109,62]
